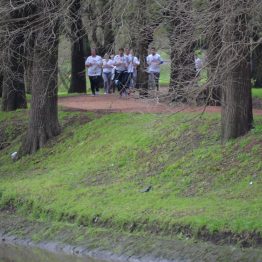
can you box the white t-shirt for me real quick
[146,53,162,73]
[85,55,102,76]
[195,57,203,72]
[102,59,114,73]
[114,55,128,71]
[127,56,140,73]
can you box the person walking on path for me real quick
[127,49,140,91]
[114,48,129,96]
[102,53,114,94]
[85,48,103,96]
[146,47,163,91]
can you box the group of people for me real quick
[85,47,163,96]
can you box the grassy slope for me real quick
[0,110,262,237]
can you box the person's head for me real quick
[151,47,156,55]
[110,53,115,59]
[91,48,97,56]
[124,47,130,55]
[130,49,134,56]
[104,53,109,60]
[119,48,124,56]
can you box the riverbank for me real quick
[0,109,262,260]
[1,211,262,262]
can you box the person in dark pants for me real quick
[146,47,163,91]
[113,48,128,96]
[85,48,103,96]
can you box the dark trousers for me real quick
[126,72,133,89]
[114,71,128,94]
[89,75,101,95]
[149,72,160,91]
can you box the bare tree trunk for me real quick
[0,72,3,97]
[1,33,27,111]
[221,10,253,142]
[24,58,34,94]
[68,0,86,94]
[252,39,262,88]
[134,0,158,95]
[20,22,60,155]
[86,0,115,56]
[206,0,222,106]
[168,0,196,101]
[136,34,150,94]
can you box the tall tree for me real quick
[68,0,87,94]
[221,1,253,141]
[20,0,60,155]
[168,0,196,101]
[1,1,27,111]
[206,0,222,105]
[131,0,161,95]
[85,0,115,56]
[252,32,262,88]
[0,72,3,98]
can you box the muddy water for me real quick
[0,242,105,262]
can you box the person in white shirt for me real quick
[102,53,114,94]
[113,48,129,96]
[195,56,203,76]
[85,48,102,96]
[127,49,140,90]
[146,47,163,91]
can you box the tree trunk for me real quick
[221,10,253,142]
[136,36,150,94]
[24,59,34,94]
[206,0,222,106]
[221,59,253,141]
[134,0,158,95]
[86,0,115,57]
[0,73,3,97]
[168,0,196,101]
[68,0,86,94]
[20,21,60,155]
[1,33,27,111]
[252,40,262,88]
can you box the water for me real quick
[0,242,105,262]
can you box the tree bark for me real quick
[24,58,34,94]
[134,0,160,95]
[221,10,253,142]
[86,0,115,56]
[1,1,27,111]
[206,0,222,105]
[68,0,86,94]
[20,20,60,155]
[0,72,3,97]
[1,33,27,111]
[252,39,262,88]
[168,0,196,101]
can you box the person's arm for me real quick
[146,55,150,65]
[109,60,115,68]
[134,57,140,67]
[97,57,103,67]
[159,55,164,65]
[85,57,92,67]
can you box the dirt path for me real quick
[58,93,262,115]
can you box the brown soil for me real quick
[58,93,262,115]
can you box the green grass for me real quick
[252,88,262,99]
[0,110,262,237]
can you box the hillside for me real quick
[0,109,262,246]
